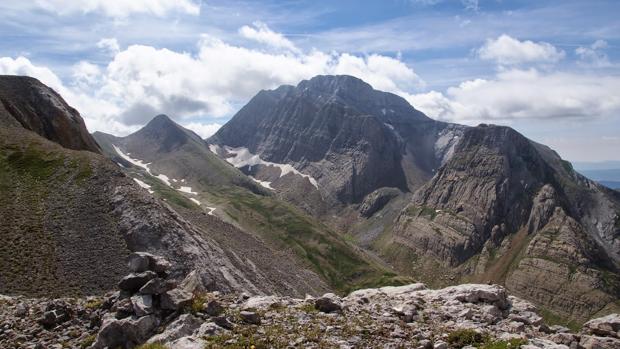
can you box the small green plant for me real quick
[79,335,96,349]
[447,328,487,348]
[298,303,318,314]
[84,299,103,310]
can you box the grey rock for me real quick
[147,314,201,344]
[315,294,342,313]
[239,311,261,325]
[128,252,151,273]
[118,271,157,293]
[213,316,234,330]
[139,278,169,295]
[131,294,154,317]
[579,335,620,349]
[433,340,447,349]
[92,314,159,349]
[161,288,193,311]
[205,300,224,316]
[582,313,620,338]
[15,303,28,318]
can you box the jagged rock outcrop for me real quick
[0,75,100,153]
[389,124,620,321]
[4,275,618,348]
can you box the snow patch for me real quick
[178,186,197,195]
[206,207,216,215]
[208,144,219,154]
[189,198,201,206]
[223,146,319,189]
[113,145,174,188]
[250,176,273,190]
[384,123,395,131]
[133,178,154,194]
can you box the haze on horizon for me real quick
[0,0,618,162]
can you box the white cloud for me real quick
[576,40,612,68]
[239,22,299,53]
[97,38,120,55]
[408,68,620,124]
[34,0,200,18]
[0,25,423,136]
[183,122,223,139]
[478,34,565,65]
[71,61,101,89]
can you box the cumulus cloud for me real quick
[34,0,200,18]
[576,40,612,68]
[239,22,299,53]
[478,34,565,65]
[97,38,120,55]
[183,122,223,139]
[0,25,423,136]
[407,68,620,124]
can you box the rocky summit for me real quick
[1,256,619,349]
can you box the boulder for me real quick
[240,311,261,325]
[168,336,207,349]
[147,314,201,344]
[118,271,157,293]
[128,253,150,273]
[315,293,342,313]
[92,314,159,349]
[131,294,154,317]
[161,288,193,311]
[579,335,620,349]
[127,252,171,275]
[435,284,509,310]
[582,313,620,338]
[195,321,225,337]
[114,298,134,319]
[178,270,207,296]
[242,295,281,310]
[205,300,224,316]
[139,278,169,295]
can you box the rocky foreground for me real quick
[1,253,618,349]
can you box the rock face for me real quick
[4,278,618,349]
[0,75,100,153]
[209,75,465,213]
[390,124,620,321]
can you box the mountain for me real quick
[94,114,261,192]
[208,75,620,323]
[0,75,100,153]
[209,75,464,216]
[94,113,410,294]
[0,76,330,298]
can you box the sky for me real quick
[0,0,619,162]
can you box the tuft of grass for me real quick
[539,308,581,332]
[84,299,103,310]
[447,328,487,348]
[79,335,96,349]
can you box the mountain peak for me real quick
[145,114,177,129]
[0,75,101,153]
[297,74,373,95]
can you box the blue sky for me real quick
[0,0,619,161]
